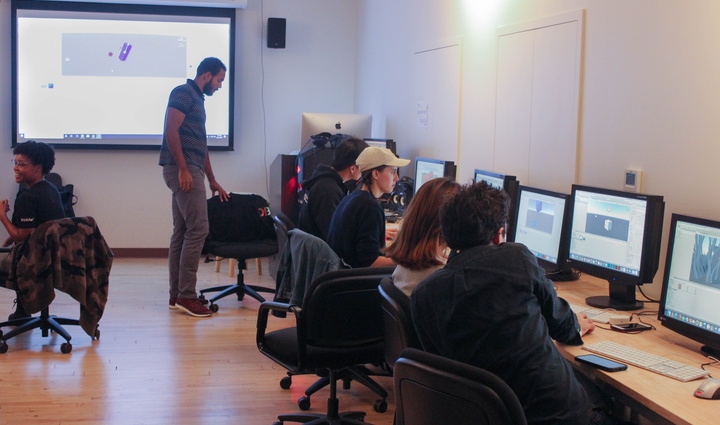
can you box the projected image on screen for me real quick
[690,235,720,286]
[14,3,233,149]
[62,34,187,77]
[584,200,630,242]
[524,198,556,235]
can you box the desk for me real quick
[555,275,719,425]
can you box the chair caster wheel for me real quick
[273,422,282,425]
[93,327,101,340]
[280,376,292,389]
[209,304,219,313]
[0,341,8,354]
[199,294,206,301]
[298,396,311,411]
[61,342,72,354]
[373,398,388,413]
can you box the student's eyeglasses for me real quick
[11,159,33,168]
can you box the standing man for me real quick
[296,137,368,241]
[160,57,229,318]
[412,182,616,425]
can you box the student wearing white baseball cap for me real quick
[327,147,410,268]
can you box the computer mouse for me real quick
[694,377,720,399]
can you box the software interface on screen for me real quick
[415,160,445,190]
[514,190,566,265]
[663,219,720,337]
[569,189,648,276]
[474,172,504,190]
[15,8,231,147]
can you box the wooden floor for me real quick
[0,258,396,425]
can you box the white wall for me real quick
[0,0,359,248]
[354,0,720,298]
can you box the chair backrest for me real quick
[394,348,527,425]
[301,266,395,348]
[379,277,421,369]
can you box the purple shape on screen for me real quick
[118,43,132,61]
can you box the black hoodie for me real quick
[297,164,346,240]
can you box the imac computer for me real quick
[567,185,665,310]
[473,169,520,241]
[513,186,576,281]
[363,138,396,154]
[658,214,720,358]
[414,157,457,192]
[300,113,372,147]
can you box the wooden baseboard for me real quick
[111,248,169,258]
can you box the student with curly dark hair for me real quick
[412,181,617,425]
[1,141,65,320]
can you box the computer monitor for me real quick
[300,113,372,147]
[414,157,456,192]
[363,138,396,154]
[513,186,576,281]
[658,214,720,358]
[473,169,520,241]
[567,185,665,310]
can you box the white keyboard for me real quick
[569,303,628,324]
[582,340,709,382]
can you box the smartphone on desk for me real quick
[610,323,653,332]
[575,354,628,372]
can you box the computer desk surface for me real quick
[555,275,719,425]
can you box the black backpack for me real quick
[206,193,276,243]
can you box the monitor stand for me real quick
[586,280,644,311]
[701,345,720,359]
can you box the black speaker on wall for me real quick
[267,17,286,49]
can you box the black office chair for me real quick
[394,348,527,425]
[0,217,111,354]
[378,277,421,370]
[256,267,394,424]
[200,194,278,311]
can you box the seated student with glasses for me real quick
[0,141,65,321]
[327,147,410,268]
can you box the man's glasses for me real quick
[11,159,33,167]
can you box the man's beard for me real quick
[203,82,215,96]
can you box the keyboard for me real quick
[569,303,629,324]
[582,340,709,382]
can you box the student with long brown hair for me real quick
[385,177,459,296]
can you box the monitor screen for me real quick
[514,186,574,279]
[659,214,720,358]
[568,185,664,310]
[12,0,234,150]
[414,157,456,192]
[474,169,507,190]
[363,138,396,154]
[300,113,372,147]
[473,169,519,241]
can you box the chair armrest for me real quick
[256,301,302,349]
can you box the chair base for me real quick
[200,283,275,306]
[0,308,96,354]
[275,369,374,425]
[297,365,388,413]
[274,410,367,425]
